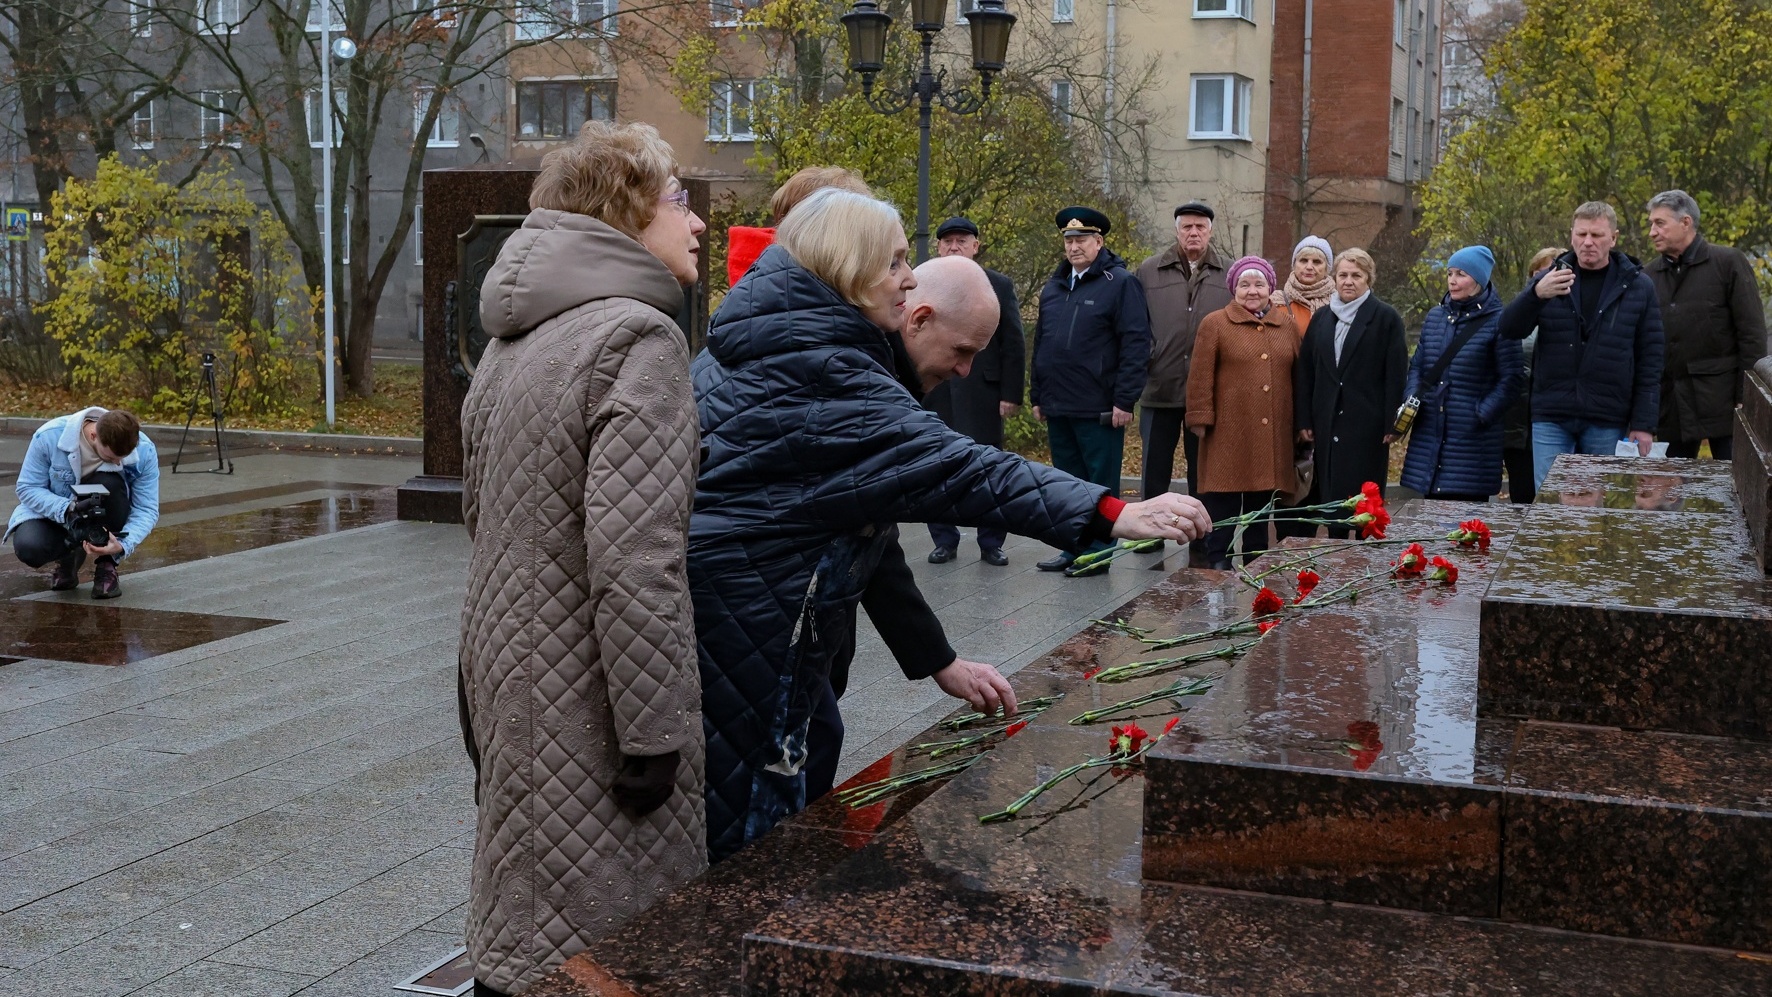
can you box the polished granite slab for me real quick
[1739,359,1772,572]
[0,488,394,664]
[1535,455,1736,513]
[1479,503,1772,738]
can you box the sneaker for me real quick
[91,556,120,600]
[927,546,956,564]
[49,547,85,591]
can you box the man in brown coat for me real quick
[1646,189,1768,459]
[1137,203,1231,556]
[459,123,707,995]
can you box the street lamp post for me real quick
[841,0,1015,263]
[319,9,355,428]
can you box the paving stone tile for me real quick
[0,787,155,861]
[125,958,317,997]
[0,713,170,777]
[281,927,465,997]
[214,848,469,976]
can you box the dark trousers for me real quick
[803,679,844,803]
[1503,447,1536,504]
[927,522,1006,553]
[10,471,130,567]
[1138,406,1197,499]
[1202,490,1276,565]
[1047,416,1123,556]
[1666,436,1733,460]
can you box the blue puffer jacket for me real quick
[1402,287,1523,497]
[1498,249,1664,432]
[690,245,1106,861]
[1028,248,1152,417]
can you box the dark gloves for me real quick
[67,494,104,521]
[610,749,679,816]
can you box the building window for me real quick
[200,90,241,146]
[1441,82,1464,110]
[515,0,618,39]
[201,0,241,33]
[415,87,459,146]
[129,0,153,36]
[413,202,423,267]
[1188,74,1251,140]
[1050,78,1072,122]
[1395,0,1407,46]
[1193,0,1253,20]
[129,92,155,150]
[1051,0,1073,22]
[954,0,978,24]
[1390,97,1405,153]
[515,79,616,140]
[710,0,761,27]
[1442,41,1463,68]
[707,79,759,141]
[304,0,344,31]
[306,90,345,148]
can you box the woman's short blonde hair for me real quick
[527,120,677,237]
[1528,247,1562,275]
[775,188,905,307]
[1333,247,1378,286]
[770,166,872,223]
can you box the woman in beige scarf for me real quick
[1275,235,1334,337]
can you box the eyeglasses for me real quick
[660,188,690,215]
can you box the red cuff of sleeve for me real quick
[1096,495,1127,521]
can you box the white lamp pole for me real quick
[319,6,354,427]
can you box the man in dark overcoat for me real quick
[925,216,1026,566]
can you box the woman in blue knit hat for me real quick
[1400,245,1526,502]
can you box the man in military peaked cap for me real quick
[1028,206,1152,576]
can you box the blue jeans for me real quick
[1531,421,1624,491]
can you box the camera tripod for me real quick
[172,352,235,475]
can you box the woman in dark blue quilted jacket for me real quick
[1401,246,1525,501]
[689,189,1209,861]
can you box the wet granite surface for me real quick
[528,497,1772,995]
[0,488,393,663]
[1480,503,1772,738]
[1535,461,1736,513]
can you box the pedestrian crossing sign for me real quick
[4,208,26,242]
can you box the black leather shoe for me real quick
[50,547,85,591]
[927,546,956,564]
[1036,553,1074,572]
[1065,559,1110,578]
[980,548,1009,566]
[91,555,121,599]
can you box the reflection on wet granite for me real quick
[0,489,392,664]
[1535,470,1734,513]
[0,601,281,665]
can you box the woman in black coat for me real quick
[1294,248,1408,529]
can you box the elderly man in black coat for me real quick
[924,216,1026,566]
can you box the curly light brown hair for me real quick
[769,166,872,224]
[528,120,678,237]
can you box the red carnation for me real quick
[1429,555,1458,585]
[1448,518,1493,552]
[1163,717,1181,736]
[1352,498,1391,539]
[1083,667,1102,680]
[1110,723,1150,757]
[1346,720,1384,771]
[1003,720,1029,738]
[1295,568,1321,602]
[1252,587,1285,616]
[1258,619,1279,635]
[1362,481,1382,504]
[1392,542,1427,578]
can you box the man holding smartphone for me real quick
[1498,201,1665,490]
[5,407,159,599]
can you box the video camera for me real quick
[68,483,125,549]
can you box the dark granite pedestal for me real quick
[1737,357,1772,572]
[522,497,1772,996]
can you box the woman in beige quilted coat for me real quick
[458,121,707,996]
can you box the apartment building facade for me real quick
[1262,0,1442,270]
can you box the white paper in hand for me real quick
[1614,439,1670,458]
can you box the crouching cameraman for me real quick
[5,407,159,599]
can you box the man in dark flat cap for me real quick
[924,217,1027,566]
[1028,206,1152,577]
[1136,202,1231,565]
